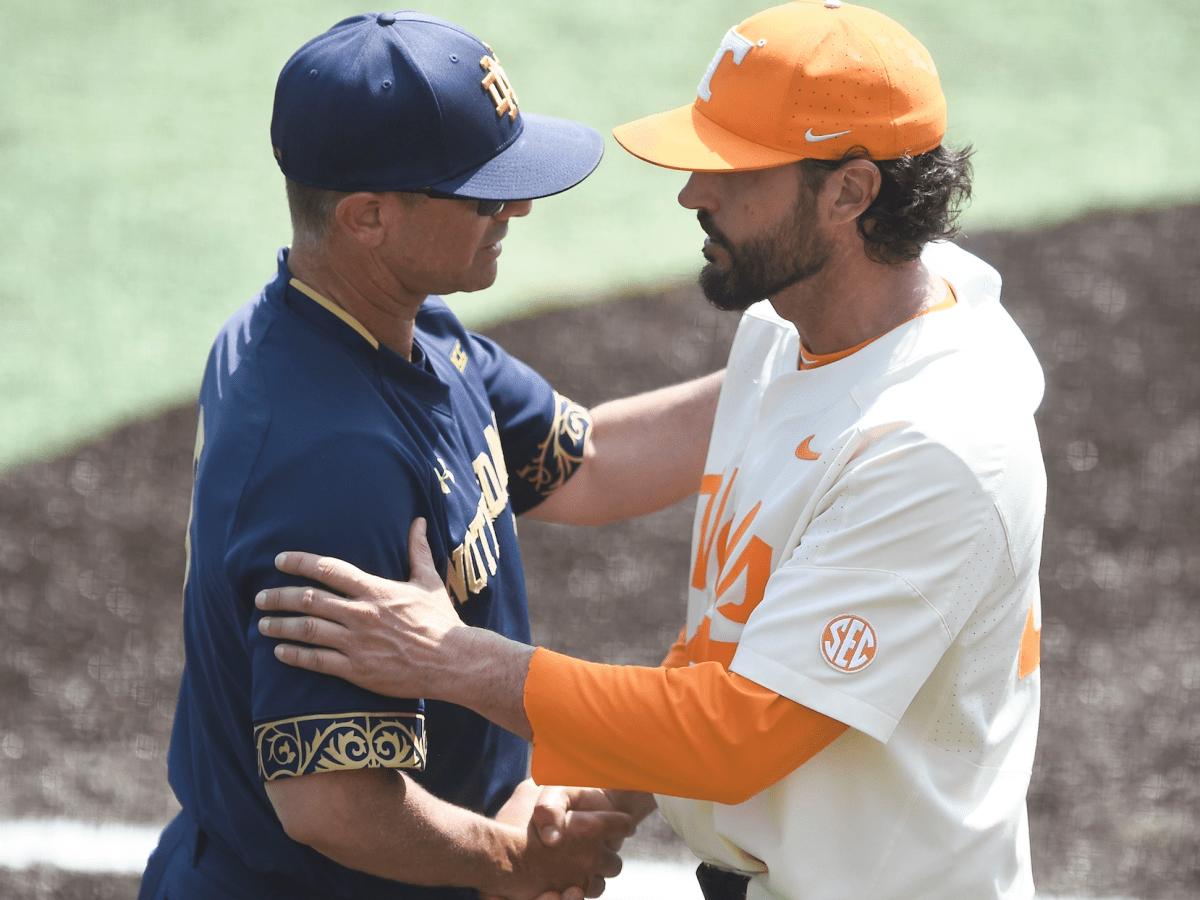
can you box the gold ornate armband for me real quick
[255,712,426,781]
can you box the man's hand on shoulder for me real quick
[256,518,538,739]
[255,518,464,699]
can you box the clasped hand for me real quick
[493,781,636,900]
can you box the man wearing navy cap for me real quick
[138,11,722,900]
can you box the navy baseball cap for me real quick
[270,11,604,199]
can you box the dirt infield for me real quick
[1,204,1198,898]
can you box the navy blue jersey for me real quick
[165,250,591,898]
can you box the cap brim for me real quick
[613,103,805,172]
[429,113,604,201]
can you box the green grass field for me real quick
[1,0,1197,472]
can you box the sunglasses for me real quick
[407,189,507,218]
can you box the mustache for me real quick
[697,211,730,250]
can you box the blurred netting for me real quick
[963,208,1200,899]
[0,407,192,826]
[0,204,1197,898]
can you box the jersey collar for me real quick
[798,281,957,370]
[288,277,380,350]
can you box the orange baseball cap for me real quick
[613,0,946,171]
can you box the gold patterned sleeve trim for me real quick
[516,392,592,499]
[254,712,426,781]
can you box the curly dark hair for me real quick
[799,145,974,265]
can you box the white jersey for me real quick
[657,243,1045,900]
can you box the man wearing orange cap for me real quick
[255,3,1046,899]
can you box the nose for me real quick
[677,172,718,211]
[497,199,533,220]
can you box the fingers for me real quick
[255,609,345,652]
[405,518,443,590]
[255,589,357,677]
[268,518,438,601]
[564,847,618,900]
[561,810,633,859]
[256,593,351,644]
[593,844,623,881]
[256,584,353,620]
[532,786,616,847]
[273,549,381,598]
[593,810,634,852]
[270,641,353,679]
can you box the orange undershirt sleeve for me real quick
[525,647,848,806]
[660,625,689,669]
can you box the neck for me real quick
[286,241,424,360]
[769,242,942,358]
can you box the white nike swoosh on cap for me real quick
[804,128,852,142]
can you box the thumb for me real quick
[531,786,571,846]
[406,518,441,589]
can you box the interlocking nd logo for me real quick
[480,52,518,121]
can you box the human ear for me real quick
[334,193,387,248]
[826,160,881,226]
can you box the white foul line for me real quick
[0,819,1141,900]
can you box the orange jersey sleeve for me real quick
[525,648,848,805]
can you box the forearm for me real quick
[528,370,723,526]
[431,626,536,741]
[525,650,847,805]
[267,767,524,894]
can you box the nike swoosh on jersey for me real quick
[795,436,820,460]
[804,128,852,143]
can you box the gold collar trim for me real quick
[289,277,380,351]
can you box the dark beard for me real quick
[697,204,831,312]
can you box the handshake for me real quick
[486,781,656,900]
[256,528,664,900]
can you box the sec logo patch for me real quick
[821,615,877,673]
